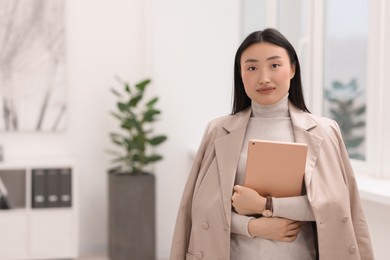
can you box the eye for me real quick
[271,64,280,69]
[247,66,257,71]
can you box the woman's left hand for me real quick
[232,185,266,215]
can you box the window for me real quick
[240,0,267,38]
[240,0,390,179]
[323,0,368,160]
[278,0,310,105]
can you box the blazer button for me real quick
[349,245,357,254]
[341,216,349,223]
[201,222,209,230]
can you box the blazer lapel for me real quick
[215,108,251,226]
[289,103,323,187]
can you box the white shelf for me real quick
[0,158,78,260]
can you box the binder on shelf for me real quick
[0,176,11,209]
[59,168,72,207]
[46,169,60,208]
[32,169,46,208]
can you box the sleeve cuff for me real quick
[272,195,315,221]
[231,212,255,237]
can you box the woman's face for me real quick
[240,42,295,106]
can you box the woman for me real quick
[170,28,374,260]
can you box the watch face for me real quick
[262,209,273,217]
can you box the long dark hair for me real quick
[232,28,310,114]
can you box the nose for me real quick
[258,69,270,85]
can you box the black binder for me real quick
[59,168,72,207]
[46,169,60,208]
[32,169,46,208]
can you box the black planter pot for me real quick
[108,173,155,260]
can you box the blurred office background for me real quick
[0,0,389,259]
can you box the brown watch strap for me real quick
[261,196,273,217]
[265,196,273,211]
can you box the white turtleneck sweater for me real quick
[230,94,317,260]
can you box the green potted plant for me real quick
[324,78,365,160]
[107,77,167,260]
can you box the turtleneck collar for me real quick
[251,93,290,118]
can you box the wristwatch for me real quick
[262,196,273,217]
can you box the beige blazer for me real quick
[170,102,374,260]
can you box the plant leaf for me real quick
[124,137,144,150]
[110,132,124,138]
[143,109,160,122]
[125,83,131,93]
[146,97,158,108]
[110,111,123,120]
[346,136,364,148]
[324,89,338,102]
[110,88,122,97]
[349,153,365,160]
[352,121,365,128]
[149,135,167,145]
[111,138,124,146]
[132,153,142,162]
[354,105,366,116]
[117,102,129,112]
[110,156,128,164]
[129,94,143,107]
[136,79,151,91]
[145,154,163,164]
[110,133,125,145]
[105,149,122,156]
[332,81,344,89]
[330,109,342,121]
[108,166,122,174]
[114,75,125,85]
[348,78,358,91]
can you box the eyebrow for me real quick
[244,55,283,63]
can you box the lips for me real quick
[257,87,276,94]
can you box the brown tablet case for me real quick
[244,139,308,198]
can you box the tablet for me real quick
[244,139,308,198]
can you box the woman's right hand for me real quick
[248,217,302,242]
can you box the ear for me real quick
[290,64,296,79]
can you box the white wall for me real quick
[149,0,240,257]
[0,0,241,258]
[361,199,390,259]
[66,0,145,254]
